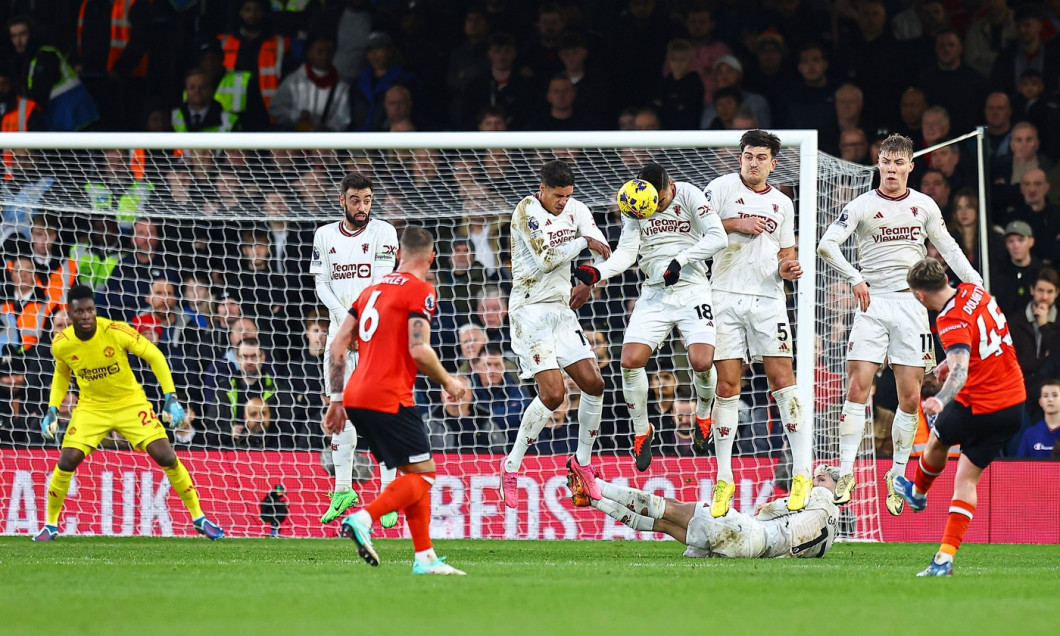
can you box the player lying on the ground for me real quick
[35,285,223,541]
[892,258,1025,576]
[568,463,840,559]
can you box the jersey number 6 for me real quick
[359,290,383,342]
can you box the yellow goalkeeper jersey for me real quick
[50,317,176,409]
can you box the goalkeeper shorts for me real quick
[62,399,168,455]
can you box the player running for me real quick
[34,285,223,541]
[324,226,468,575]
[893,258,1025,576]
[500,159,612,508]
[817,134,983,513]
[312,172,399,529]
[568,462,840,559]
[572,162,727,473]
[705,129,810,517]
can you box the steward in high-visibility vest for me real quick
[171,69,239,132]
[77,0,150,78]
[0,95,44,132]
[83,149,153,231]
[217,0,290,129]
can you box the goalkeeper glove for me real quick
[161,393,186,428]
[40,406,59,440]
[573,264,601,286]
[662,259,682,287]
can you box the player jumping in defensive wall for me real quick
[705,129,811,517]
[817,133,983,513]
[569,462,840,559]
[573,162,727,473]
[34,285,223,541]
[500,159,612,508]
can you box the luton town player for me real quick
[311,172,400,528]
[572,162,727,474]
[34,285,223,541]
[817,134,983,513]
[893,258,1025,576]
[324,226,468,575]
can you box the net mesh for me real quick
[0,135,879,540]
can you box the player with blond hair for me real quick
[817,133,983,513]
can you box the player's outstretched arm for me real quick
[817,221,862,286]
[408,317,464,400]
[923,346,970,416]
[134,338,178,396]
[41,358,71,439]
[586,219,640,283]
[683,209,728,265]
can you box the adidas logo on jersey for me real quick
[545,218,552,226]
[329,247,337,254]
[874,212,884,219]
[736,198,745,205]
[71,355,79,361]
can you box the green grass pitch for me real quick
[2,538,1056,636]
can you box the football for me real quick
[617,179,659,220]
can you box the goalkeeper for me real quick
[32,285,224,541]
[568,464,840,559]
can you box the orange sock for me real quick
[913,456,944,495]
[364,473,432,523]
[940,499,975,556]
[406,490,433,552]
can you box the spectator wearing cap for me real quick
[743,30,794,121]
[216,0,293,131]
[351,30,417,132]
[993,220,1042,316]
[270,35,351,132]
[1009,168,1060,263]
[990,4,1060,98]
[699,55,771,130]
[171,68,238,133]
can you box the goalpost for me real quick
[0,130,880,540]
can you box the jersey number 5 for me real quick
[358,290,383,342]
[976,298,1012,359]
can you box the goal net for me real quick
[0,131,879,541]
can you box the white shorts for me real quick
[714,291,792,362]
[624,284,716,350]
[323,334,357,395]
[510,302,595,380]
[847,291,933,368]
[684,504,768,558]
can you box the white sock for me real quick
[890,408,918,474]
[622,367,651,436]
[597,479,666,518]
[379,462,397,489]
[591,497,656,531]
[712,395,740,483]
[934,551,954,565]
[332,424,356,492]
[772,386,811,480]
[693,368,717,419]
[414,548,438,563]
[504,397,553,472]
[575,392,603,465]
[354,508,372,528]
[839,401,867,475]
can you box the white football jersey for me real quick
[595,181,727,288]
[309,218,398,332]
[706,173,795,298]
[759,486,839,559]
[820,188,978,293]
[509,194,606,312]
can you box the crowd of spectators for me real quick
[4,0,1060,461]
